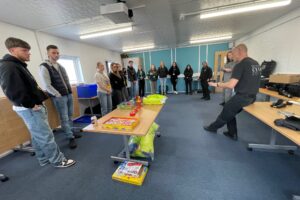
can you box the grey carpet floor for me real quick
[0,94,299,200]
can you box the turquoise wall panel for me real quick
[176,46,199,73]
[150,49,172,68]
[200,45,207,67]
[127,42,229,93]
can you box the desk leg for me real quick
[265,94,271,101]
[293,195,300,200]
[248,129,297,153]
[14,143,35,155]
[110,135,149,166]
[89,99,94,115]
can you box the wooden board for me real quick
[244,102,300,146]
[83,105,163,136]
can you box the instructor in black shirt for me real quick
[203,44,260,141]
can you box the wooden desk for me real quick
[245,102,300,199]
[244,102,300,152]
[259,88,300,102]
[83,105,163,165]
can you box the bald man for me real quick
[203,44,261,141]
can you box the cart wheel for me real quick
[288,150,294,155]
[1,176,9,182]
[30,152,36,156]
[247,147,253,151]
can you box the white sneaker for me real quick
[174,91,178,94]
[54,159,76,168]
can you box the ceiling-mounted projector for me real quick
[100,2,133,24]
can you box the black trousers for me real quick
[201,80,210,97]
[112,89,123,109]
[138,79,145,97]
[185,79,192,94]
[171,78,178,91]
[207,94,256,135]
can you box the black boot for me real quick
[223,131,238,141]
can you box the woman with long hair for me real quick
[109,63,125,109]
[184,64,194,95]
[147,64,158,94]
[169,61,180,94]
[137,65,146,97]
[220,51,236,105]
[95,62,112,116]
[157,61,169,95]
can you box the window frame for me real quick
[58,55,84,84]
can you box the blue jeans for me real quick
[97,91,112,116]
[15,106,65,165]
[129,81,136,99]
[159,78,167,94]
[51,94,74,139]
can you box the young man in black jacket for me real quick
[0,37,75,168]
[39,45,81,149]
[127,60,137,99]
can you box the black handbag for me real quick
[274,116,300,131]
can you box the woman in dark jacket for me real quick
[184,64,194,95]
[169,61,180,94]
[147,64,158,94]
[137,64,146,97]
[109,63,125,109]
[157,61,169,95]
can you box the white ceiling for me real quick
[0,0,299,52]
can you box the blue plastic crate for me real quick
[73,115,92,124]
[77,84,97,98]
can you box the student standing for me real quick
[204,44,260,141]
[109,63,125,108]
[147,64,158,94]
[118,63,129,101]
[220,51,236,106]
[127,60,137,99]
[95,62,112,116]
[169,62,180,94]
[157,61,169,95]
[137,65,146,97]
[39,45,81,150]
[184,64,194,95]
[0,37,75,168]
[199,61,212,100]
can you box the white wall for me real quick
[236,7,300,74]
[0,21,121,97]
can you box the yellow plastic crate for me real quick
[102,117,139,131]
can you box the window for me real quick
[58,56,84,84]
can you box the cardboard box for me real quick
[269,74,300,84]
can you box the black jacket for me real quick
[137,70,146,80]
[147,69,158,81]
[200,66,212,81]
[157,66,168,78]
[0,54,48,108]
[109,72,125,90]
[127,66,137,82]
[169,66,180,79]
[184,68,194,80]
